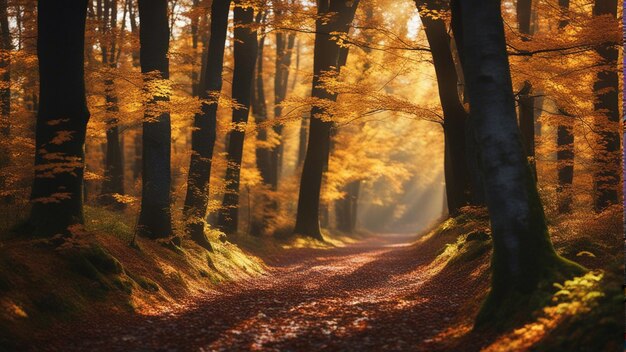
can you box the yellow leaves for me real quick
[50,130,74,145]
[112,193,138,205]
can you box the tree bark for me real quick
[99,0,125,209]
[184,0,231,250]
[592,0,620,212]
[272,30,296,188]
[216,1,258,235]
[555,0,574,214]
[251,14,274,236]
[517,0,536,179]
[293,0,359,239]
[28,0,90,237]
[451,0,583,326]
[0,0,11,202]
[416,0,470,216]
[137,0,174,239]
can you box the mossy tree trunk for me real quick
[28,0,90,237]
[184,0,232,251]
[137,0,174,239]
[450,0,584,327]
[216,0,258,235]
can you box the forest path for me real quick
[39,232,487,352]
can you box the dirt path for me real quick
[33,233,489,352]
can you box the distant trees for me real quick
[184,0,232,250]
[137,0,174,239]
[97,0,125,208]
[294,0,360,239]
[450,0,583,325]
[0,0,10,200]
[592,0,619,212]
[217,1,259,235]
[555,0,574,214]
[28,0,90,236]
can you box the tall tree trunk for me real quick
[190,0,200,97]
[127,0,142,183]
[184,0,231,250]
[272,30,296,187]
[216,1,258,235]
[251,16,273,235]
[554,0,575,213]
[416,0,470,216]
[99,0,125,208]
[293,0,359,239]
[0,0,11,202]
[517,0,536,178]
[137,0,173,239]
[451,0,583,326]
[592,0,620,212]
[449,4,485,206]
[28,0,90,237]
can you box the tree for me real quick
[555,0,574,213]
[27,0,90,237]
[251,10,274,235]
[592,0,620,212]
[272,3,297,188]
[293,0,360,240]
[216,0,258,235]
[516,0,536,178]
[415,0,471,216]
[184,0,232,250]
[0,0,11,201]
[137,0,173,239]
[450,0,583,326]
[98,0,125,208]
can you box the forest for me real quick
[0,0,622,350]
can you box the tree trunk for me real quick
[216,1,258,235]
[335,180,359,233]
[592,0,620,212]
[449,3,485,206]
[517,0,536,179]
[99,0,125,208]
[272,31,296,187]
[416,0,470,216]
[251,17,274,236]
[293,0,359,239]
[184,0,231,250]
[137,0,173,239]
[555,0,574,213]
[451,0,583,327]
[297,113,308,169]
[0,0,11,202]
[28,0,90,237]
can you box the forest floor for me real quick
[3,207,622,351]
[31,231,492,352]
